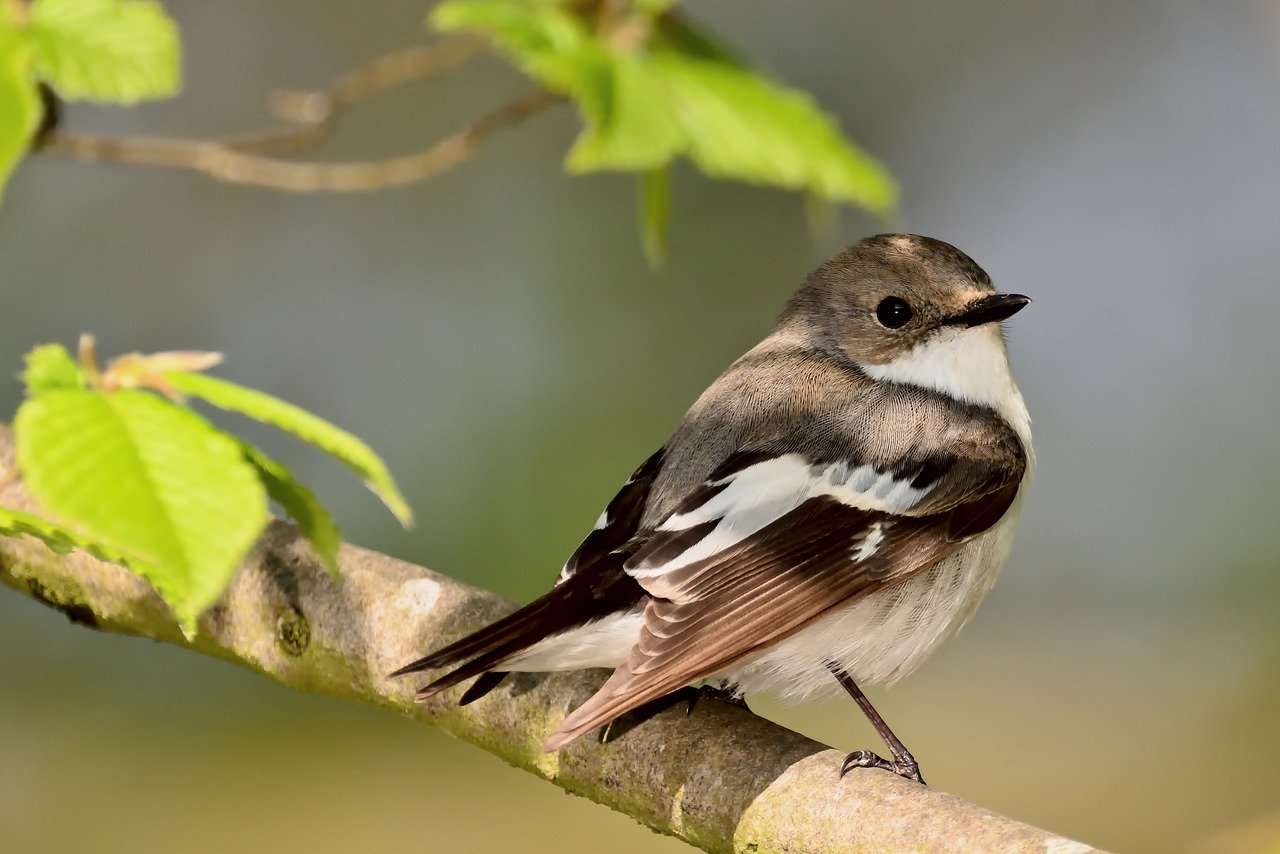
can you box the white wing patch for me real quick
[851,522,885,562]
[629,454,936,578]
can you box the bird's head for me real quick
[784,233,1030,368]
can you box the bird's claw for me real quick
[840,749,926,785]
[686,683,749,716]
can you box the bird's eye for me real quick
[875,297,913,329]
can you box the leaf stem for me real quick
[77,333,103,391]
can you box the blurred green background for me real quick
[3,1,1279,852]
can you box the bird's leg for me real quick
[685,680,750,715]
[827,663,925,785]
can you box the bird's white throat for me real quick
[859,325,1032,446]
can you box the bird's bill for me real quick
[946,293,1031,327]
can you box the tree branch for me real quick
[34,37,564,192]
[0,425,1099,853]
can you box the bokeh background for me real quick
[2,1,1279,852]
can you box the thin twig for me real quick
[228,36,488,156]
[35,36,564,193]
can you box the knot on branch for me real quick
[276,606,311,657]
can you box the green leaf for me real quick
[25,0,180,103]
[563,53,683,172]
[638,165,669,266]
[240,441,341,577]
[433,1,897,216]
[0,503,151,568]
[649,52,896,212]
[166,371,413,527]
[0,30,38,202]
[433,1,586,59]
[23,343,87,394]
[434,1,676,170]
[14,389,267,628]
[433,1,606,106]
[435,2,668,170]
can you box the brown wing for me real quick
[544,481,1019,749]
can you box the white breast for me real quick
[860,323,1033,450]
[724,323,1032,699]
[722,494,1023,700]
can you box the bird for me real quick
[392,233,1032,784]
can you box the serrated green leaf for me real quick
[0,503,151,568]
[23,343,87,394]
[166,372,413,527]
[433,1,896,215]
[0,31,38,202]
[638,165,669,266]
[435,1,682,172]
[14,389,267,628]
[650,52,896,212]
[25,0,179,103]
[240,442,340,578]
[431,1,585,74]
[433,1,605,105]
[564,53,683,172]
[433,1,662,170]
[432,0,582,52]
[435,2,657,170]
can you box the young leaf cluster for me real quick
[0,341,411,631]
[433,0,898,258]
[0,0,180,198]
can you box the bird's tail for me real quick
[389,564,642,703]
[389,592,566,700]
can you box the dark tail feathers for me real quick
[389,562,644,701]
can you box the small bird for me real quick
[393,234,1032,784]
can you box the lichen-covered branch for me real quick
[0,426,1097,853]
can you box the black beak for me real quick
[947,293,1031,327]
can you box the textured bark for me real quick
[0,426,1099,853]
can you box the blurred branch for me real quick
[34,36,564,192]
[229,36,487,155]
[0,425,1100,854]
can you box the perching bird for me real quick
[393,234,1032,784]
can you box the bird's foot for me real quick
[840,749,926,785]
[686,682,749,715]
